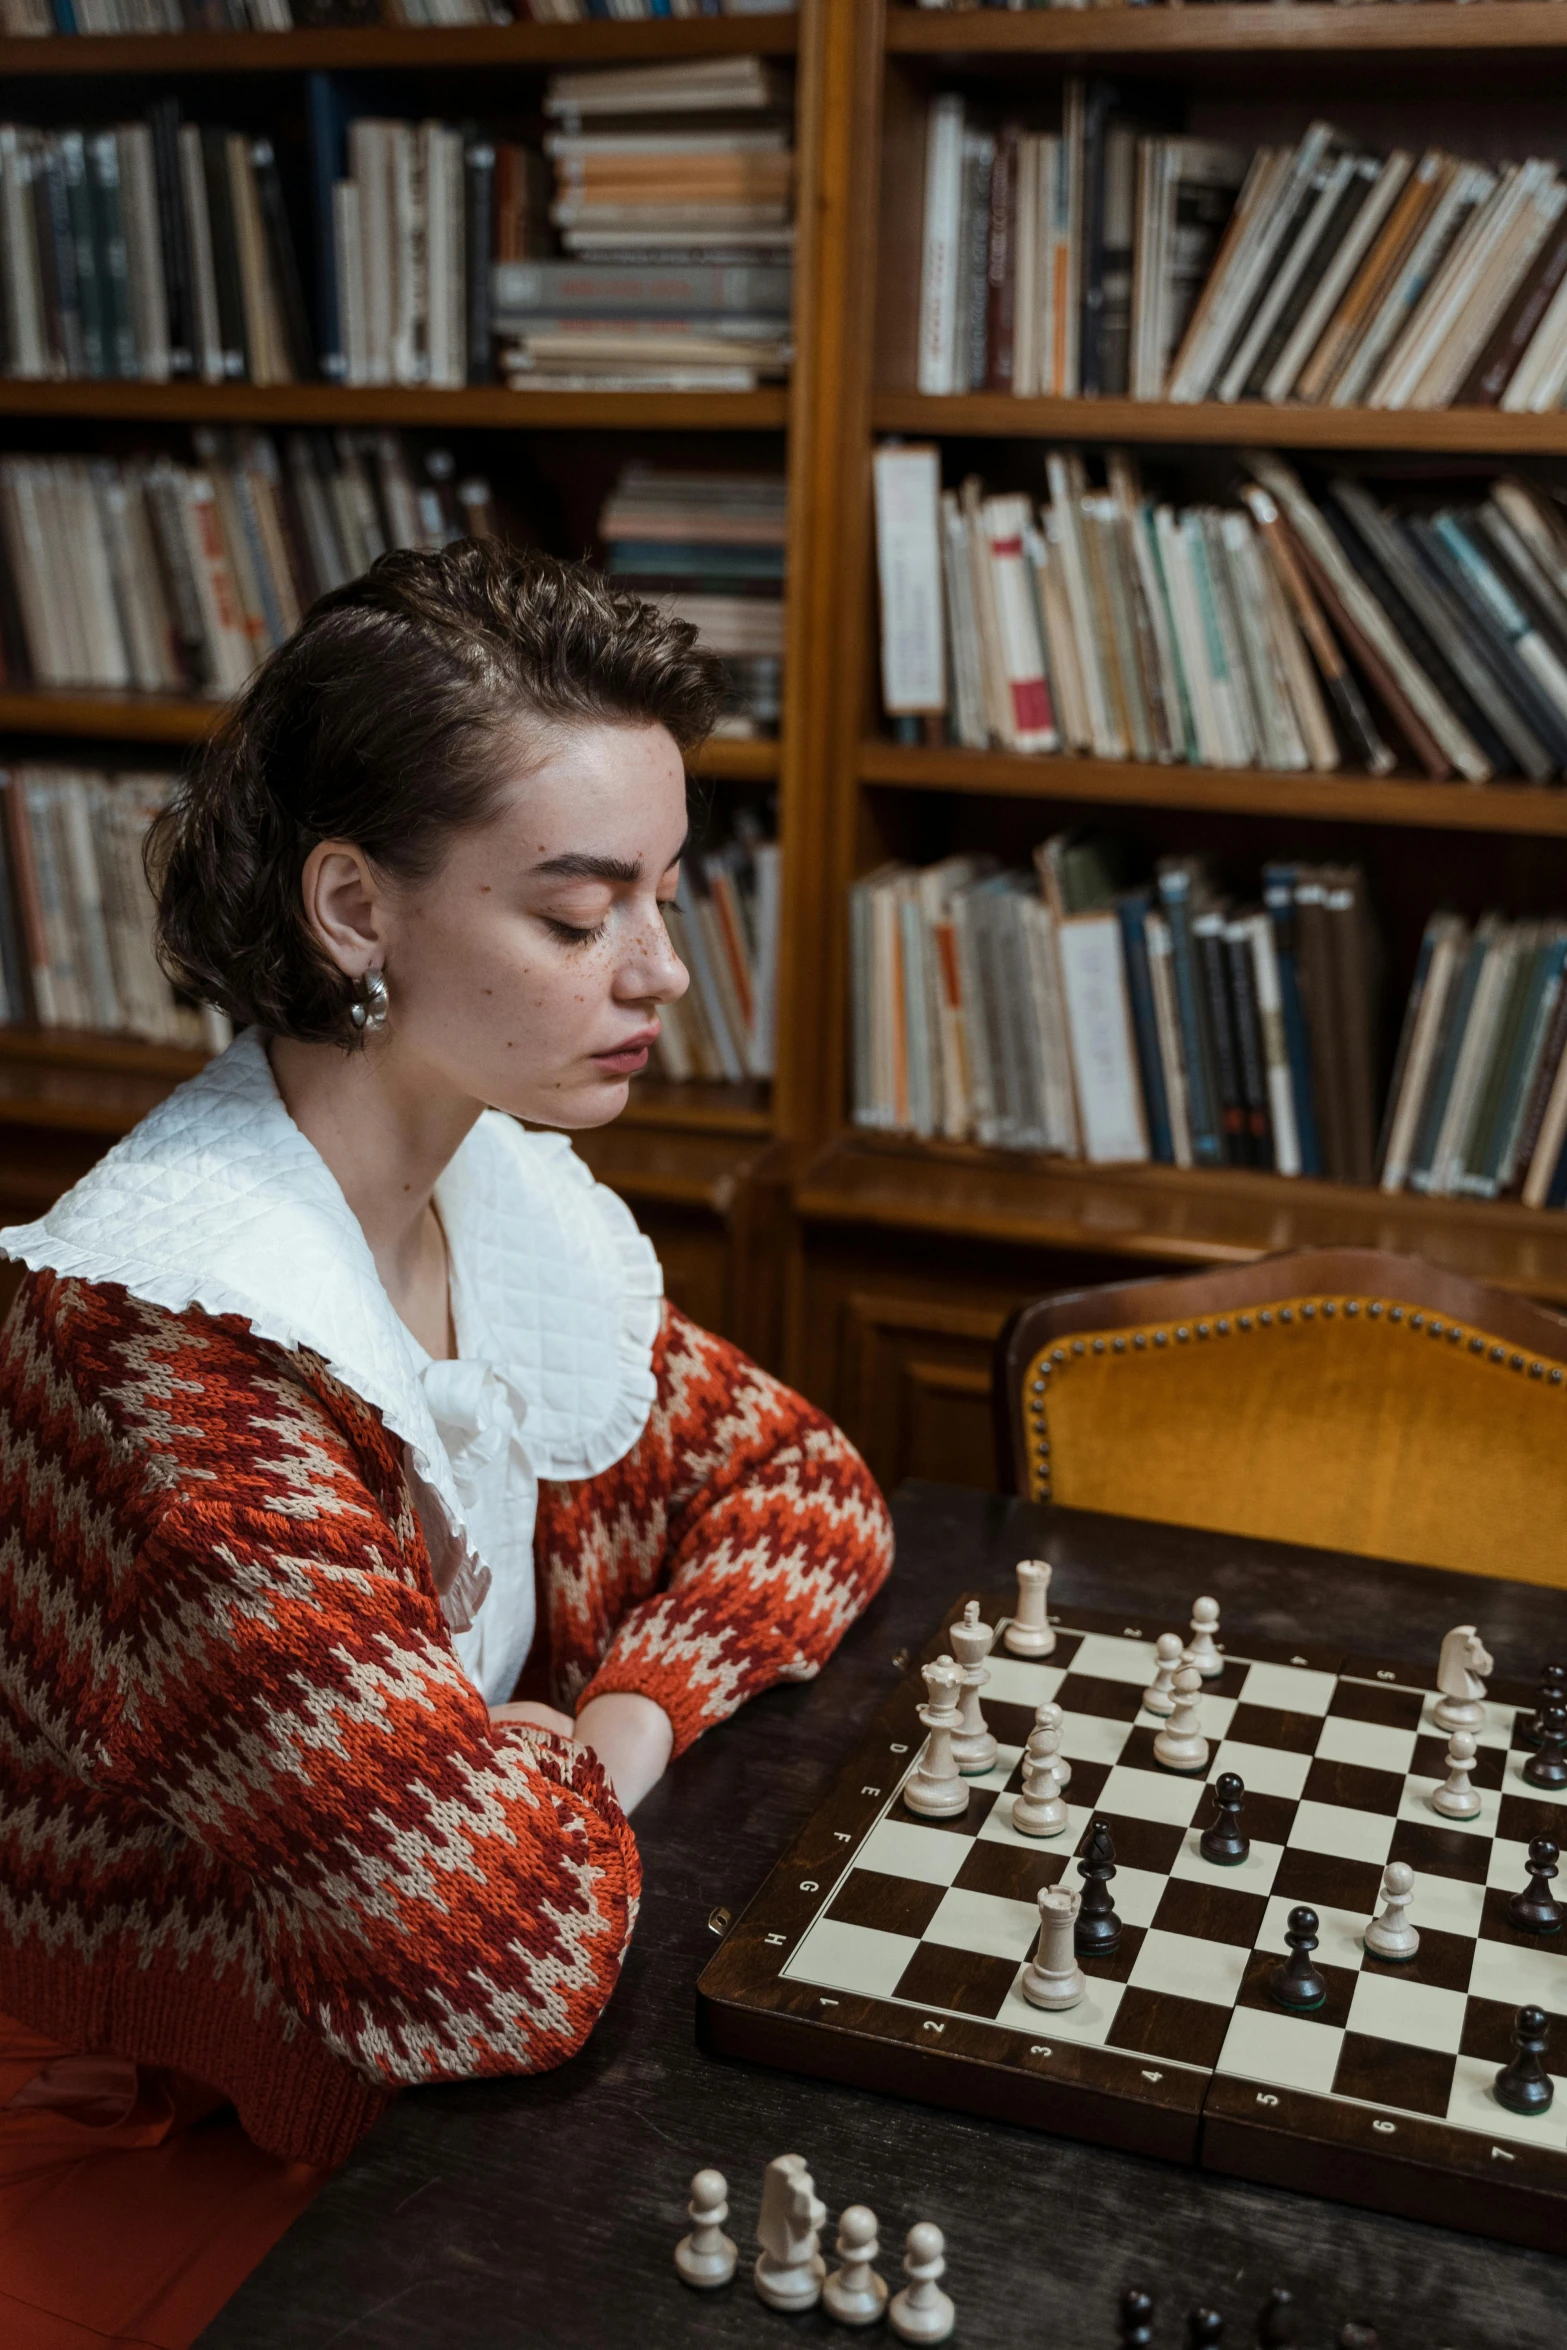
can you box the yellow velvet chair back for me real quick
[996,1249,1567,1590]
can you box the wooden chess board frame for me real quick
[696,1598,1567,2252]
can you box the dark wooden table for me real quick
[199,1484,1567,2350]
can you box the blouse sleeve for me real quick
[105,1490,641,2093]
[561,1308,894,1757]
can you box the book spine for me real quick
[1157,867,1223,1168]
[1116,891,1172,1164]
[1194,911,1245,1166]
[465,132,496,387]
[1261,864,1322,1178]
[1224,917,1274,1170]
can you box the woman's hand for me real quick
[572,1691,674,1816]
[488,1698,576,1738]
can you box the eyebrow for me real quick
[531,832,688,884]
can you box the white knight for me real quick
[1434,1625,1493,1736]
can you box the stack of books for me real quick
[600,460,785,733]
[0,431,495,697]
[872,442,1567,786]
[914,88,1567,413]
[496,53,793,389]
[520,3,794,17]
[321,110,501,387]
[0,0,380,30]
[655,812,779,1085]
[0,106,311,384]
[0,763,231,1050]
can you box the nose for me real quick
[618,910,689,1006]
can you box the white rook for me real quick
[1022,1884,1085,2010]
[1004,1557,1056,1658]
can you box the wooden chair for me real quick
[993,1248,1567,1589]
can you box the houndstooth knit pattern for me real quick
[0,1272,891,2164]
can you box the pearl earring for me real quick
[350,969,389,1032]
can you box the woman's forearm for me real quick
[572,1690,673,1815]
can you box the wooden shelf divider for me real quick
[870,391,1567,457]
[0,382,790,430]
[885,2,1567,58]
[858,740,1567,836]
[0,14,798,73]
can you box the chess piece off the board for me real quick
[753,2153,826,2310]
[1429,1730,1481,1820]
[1022,1884,1085,2010]
[948,1601,998,1776]
[674,2168,737,2289]
[1432,1624,1493,1735]
[1519,1660,1567,1749]
[1509,1835,1564,1935]
[1495,2005,1555,2116]
[1187,2311,1223,2346]
[1269,1906,1328,2012]
[1142,1631,1185,1716]
[1119,2287,1155,2347]
[905,1657,968,1818]
[1004,1557,1055,1657]
[1523,1700,1567,1790]
[822,2204,887,2326]
[1186,1595,1225,1679]
[1363,1861,1419,1962]
[1154,1666,1209,1773]
[888,2222,954,2345]
[1255,2286,1299,2345]
[1200,1772,1249,1866]
[1075,1819,1122,1955]
[1012,1723,1068,1839]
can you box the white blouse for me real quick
[0,1026,663,1707]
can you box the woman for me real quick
[0,543,892,2345]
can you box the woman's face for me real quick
[371,720,691,1128]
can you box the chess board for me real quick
[696,1598,1567,2251]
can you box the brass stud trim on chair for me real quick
[1176,1326,1190,1342]
[1302,1304,1316,1320]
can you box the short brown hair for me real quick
[151,540,725,1045]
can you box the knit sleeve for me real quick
[110,1489,641,2093]
[557,1309,894,1757]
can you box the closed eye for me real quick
[545,917,608,946]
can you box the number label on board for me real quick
[1255,2093,1279,2108]
[1141,2070,1163,2084]
[1492,2147,1516,2163]
[1029,2045,1053,2060]
[1123,1627,1143,1638]
[1372,2119,1395,2135]
[1290,1656,1309,1667]
[861,1786,882,1797]
[834,1831,851,1843]
[922,2019,945,2035]
[1377,1670,1396,1682]
[765,1932,786,1947]
[890,1743,909,1755]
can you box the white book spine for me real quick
[1244,909,1301,1178]
[873,444,946,715]
[917,96,965,397]
[1056,913,1149,1166]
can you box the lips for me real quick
[592,1027,659,1072]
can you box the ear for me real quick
[300,839,388,979]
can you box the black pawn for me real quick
[1120,2287,1155,2348]
[1495,2004,1555,2116]
[1519,1661,1567,1750]
[1188,2312,1223,2348]
[1268,1905,1328,2013]
[1076,1818,1122,1956]
[1201,1772,1250,1867]
[1256,2287,1298,2347]
[1522,1701,1567,1790]
[1509,1835,1564,1936]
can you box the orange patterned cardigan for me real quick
[0,1269,892,2164]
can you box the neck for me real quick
[267,1035,481,1344]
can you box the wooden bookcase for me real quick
[10,1,1567,1482]
[774,0,1567,1495]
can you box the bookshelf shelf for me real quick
[0,693,783,781]
[796,1132,1567,1308]
[0,16,800,75]
[869,394,1567,459]
[857,741,1567,838]
[0,383,791,431]
[884,3,1567,60]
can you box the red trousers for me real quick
[0,2015,328,2350]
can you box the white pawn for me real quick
[905,1657,968,1817]
[889,2221,955,2345]
[823,2204,888,2327]
[1011,1726,1068,1838]
[949,1600,998,1776]
[754,2153,826,2311]
[1003,1557,1056,1658]
[1186,1595,1224,1680]
[1022,1884,1085,2010]
[675,2167,738,2289]
[1364,1861,1420,1963]
[1153,1665,1209,1774]
[1430,1730,1481,1820]
[1034,1700,1071,1789]
[1142,1631,1185,1717]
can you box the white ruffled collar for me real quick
[0,1028,662,1649]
